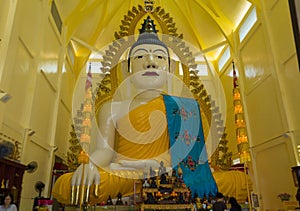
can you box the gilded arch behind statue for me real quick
[91,4,252,201]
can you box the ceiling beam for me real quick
[71,37,105,56]
[200,40,228,55]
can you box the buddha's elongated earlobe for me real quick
[167,73,173,94]
[119,60,132,98]
[121,60,130,78]
[127,58,131,73]
[126,81,131,98]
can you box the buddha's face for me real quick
[130,44,169,90]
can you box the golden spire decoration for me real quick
[232,61,251,163]
[79,63,93,155]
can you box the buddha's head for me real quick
[128,16,170,90]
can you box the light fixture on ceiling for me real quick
[0,89,11,103]
[28,129,36,136]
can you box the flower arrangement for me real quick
[277,193,291,201]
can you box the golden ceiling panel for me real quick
[55,0,253,62]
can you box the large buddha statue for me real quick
[52,16,248,205]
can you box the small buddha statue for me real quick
[149,166,156,178]
[115,192,123,205]
[158,161,166,176]
[143,179,150,188]
[106,195,113,205]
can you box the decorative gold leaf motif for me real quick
[67,125,82,170]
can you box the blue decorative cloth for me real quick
[163,95,218,197]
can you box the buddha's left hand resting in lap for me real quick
[52,16,218,205]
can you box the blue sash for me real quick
[163,95,218,197]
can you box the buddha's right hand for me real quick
[70,162,100,205]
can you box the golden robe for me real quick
[52,97,251,204]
